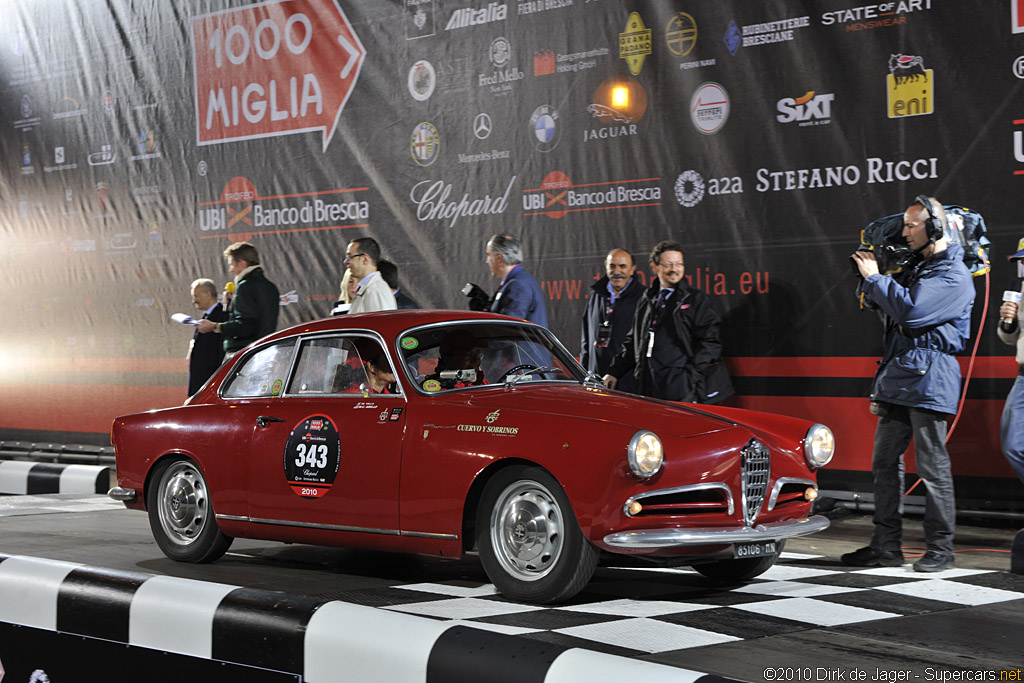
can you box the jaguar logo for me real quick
[485,409,501,423]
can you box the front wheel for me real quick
[694,541,785,583]
[476,465,598,604]
[147,458,232,563]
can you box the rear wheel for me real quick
[477,465,598,604]
[147,458,232,563]
[694,541,784,583]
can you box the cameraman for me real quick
[843,196,975,573]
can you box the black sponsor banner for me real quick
[0,623,299,682]
[0,0,1021,475]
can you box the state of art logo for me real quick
[411,121,441,166]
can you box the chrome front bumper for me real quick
[603,514,830,549]
[108,486,137,502]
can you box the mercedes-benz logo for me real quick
[473,113,492,140]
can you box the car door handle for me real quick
[256,415,285,427]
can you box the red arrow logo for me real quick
[193,0,365,152]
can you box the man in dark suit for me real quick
[485,233,548,328]
[378,259,421,309]
[603,240,726,402]
[580,248,642,393]
[187,278,228,396]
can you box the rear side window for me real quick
[222,339,296,398]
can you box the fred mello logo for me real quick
[776,90,833,126]
[479,36,523,92]
[886,53,933,118]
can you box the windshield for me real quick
[397,321,586,393]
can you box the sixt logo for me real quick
[776,91,834,125]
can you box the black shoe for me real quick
[913,551,955,573]
[841,546,904,567]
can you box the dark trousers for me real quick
[870,403,956,555]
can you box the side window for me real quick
[289,337,366,395]
[222,339,296,398]
[287,336,397,396]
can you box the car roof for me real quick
[259,309,532,346]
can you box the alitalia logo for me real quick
[446,2,507,29]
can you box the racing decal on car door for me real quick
[283,414,341,499]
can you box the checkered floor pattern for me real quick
[311,552,1024,658]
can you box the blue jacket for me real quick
[862,242,975,415]
[491,265,549,329]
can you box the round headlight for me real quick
[803,423,835,468]
[627,430,663,478]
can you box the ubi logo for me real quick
[199,176,257,232]
[522,171,570,219]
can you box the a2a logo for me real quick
[776,91,833,125]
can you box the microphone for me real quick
[223,281,235,308]
[1003,290,1022,324]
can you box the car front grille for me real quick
[741,439,770,525]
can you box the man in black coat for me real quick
[196,241,280,358]
[603,241,728,402]
[580,248,642,393]
[187,278,228,395]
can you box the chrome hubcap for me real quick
[158,462,208,546]
[490,480,563,581]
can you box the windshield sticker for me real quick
[401,336,419,350]
[423,379,442,392]
[272,379,283,396]
[284,414,341,499]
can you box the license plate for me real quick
[735,541,776,558]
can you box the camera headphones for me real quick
[915,194,944,244]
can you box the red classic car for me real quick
[110,310,834,604]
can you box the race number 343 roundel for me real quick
[284,414,341,499]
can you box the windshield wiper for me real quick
[504,366,561,387]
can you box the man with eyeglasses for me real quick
[603,240,727,403]
[345,237,397,314]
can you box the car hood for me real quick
[455,383,737,440]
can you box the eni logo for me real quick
[485,409,501,424]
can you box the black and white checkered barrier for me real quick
[0,461,111,495]
[0,554,733,683]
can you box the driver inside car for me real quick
[422,330,488,390]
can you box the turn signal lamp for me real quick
[628,501,643,516]
[805,487,818,501]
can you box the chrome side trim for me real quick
[108,487,137,502]
[767,477,817,512]
[214,514,458,540]
[603,514,830,549]
[623,482,734,517]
